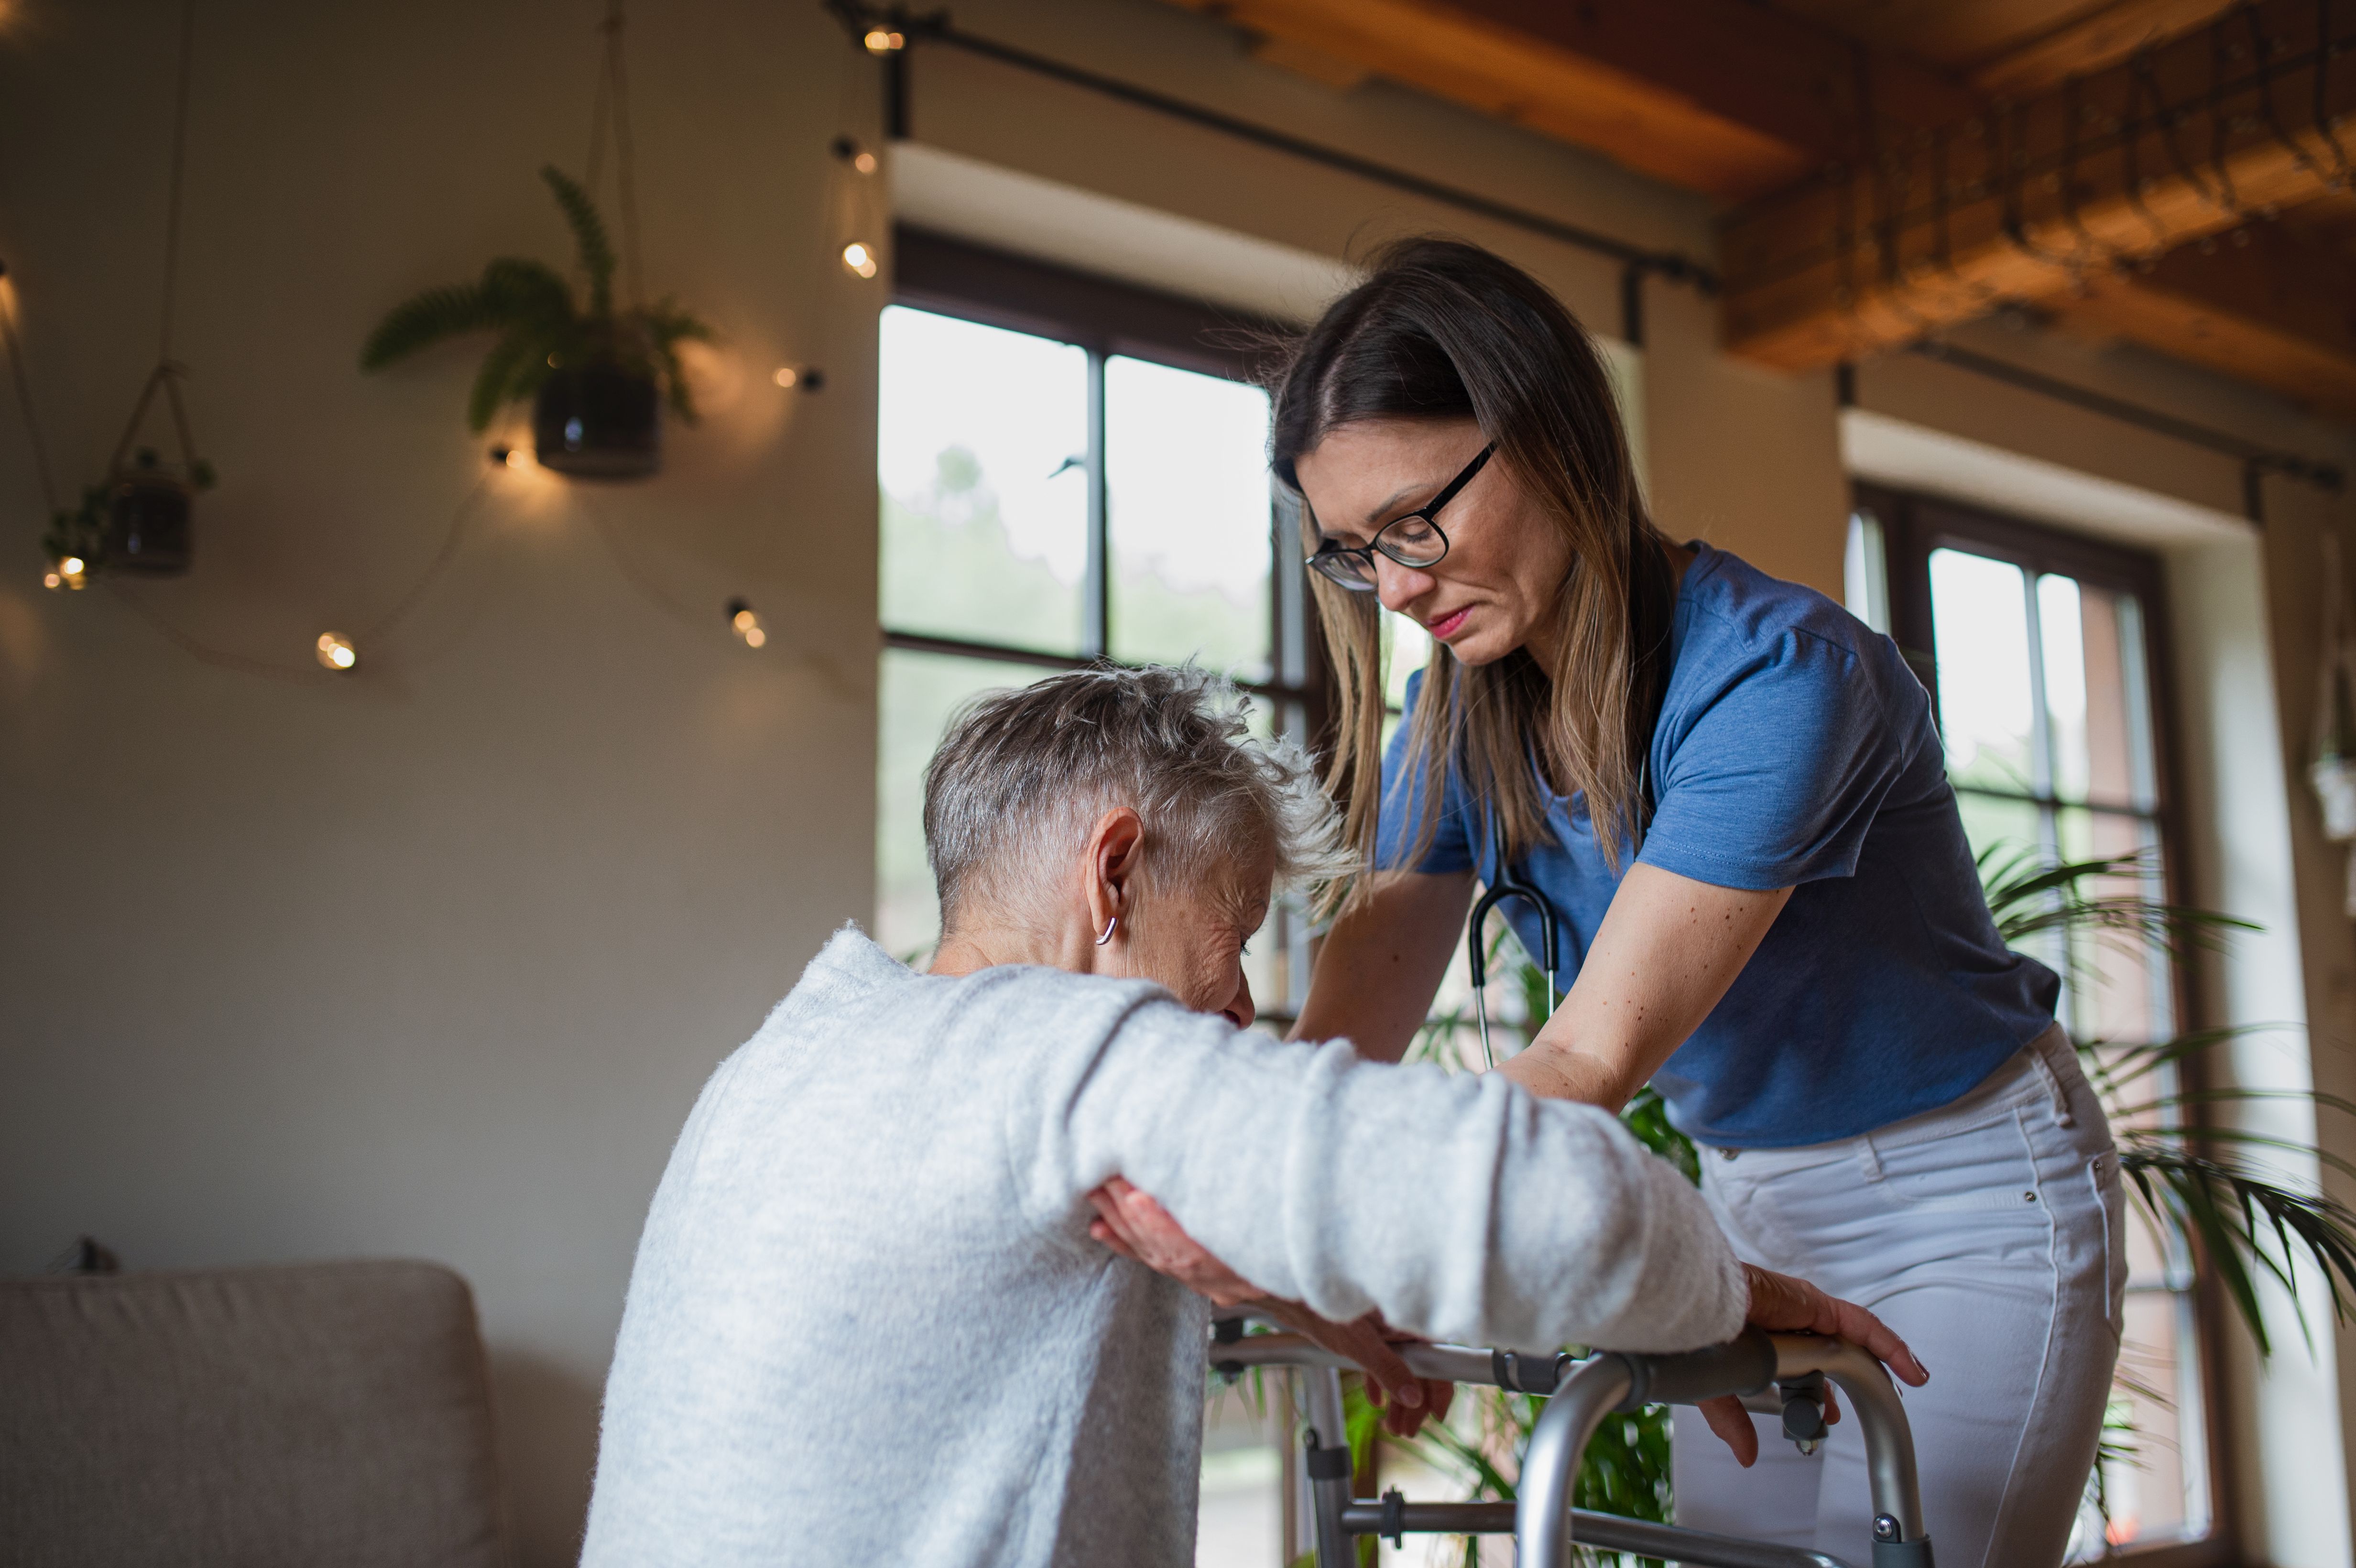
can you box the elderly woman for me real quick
[580,665,1919,1568]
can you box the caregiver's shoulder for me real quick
[1678,543,1880,664]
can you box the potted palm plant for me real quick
[360,166,710,478]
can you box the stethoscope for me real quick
[1467,812,1560,1071]
[1463,761,1648,1069]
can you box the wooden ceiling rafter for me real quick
[1161,0,2356,423]
[1968,0,2247,93]
[1162,0,1976,200]
[1719,0,2356,379]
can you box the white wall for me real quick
[0,3,880,1560]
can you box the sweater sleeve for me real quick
[1018,987,1746,1354]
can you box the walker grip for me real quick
[1609,1325,1778,1411]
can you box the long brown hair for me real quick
[1269,238,1678,889]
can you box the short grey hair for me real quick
[922,664,1348,929]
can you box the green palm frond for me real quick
[478,257,575,326]
[2121,1145,2356,1356]
[467,329,545,434]
[640,299,713,423]
[360,282,507,370]
[1980,846,2256,957]
[541,165,616,318]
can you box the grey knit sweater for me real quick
[579,928,1743,1568]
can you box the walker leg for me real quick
[1302,1366,1354,1568]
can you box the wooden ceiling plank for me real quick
[1970,0,2243,94]
[1722,0,2356,374]
[2064,232,2356,416]
[1162,0,1976,199]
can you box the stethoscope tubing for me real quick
[1467,813,1561,1069]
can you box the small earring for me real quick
[1095,915,1117,947]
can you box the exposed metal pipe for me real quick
[1904,340,2345,500]
[824,1,1717,307]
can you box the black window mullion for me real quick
[1083,350,1110,661]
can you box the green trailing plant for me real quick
[360,166,711,431]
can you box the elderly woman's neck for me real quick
[930,912,1099,980]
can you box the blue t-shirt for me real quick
[1378,542,2057,1148]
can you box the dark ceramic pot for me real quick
[533,363,661,479]
[105,473,193,574]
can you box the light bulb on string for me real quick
[827,132,888,284]
[726,598,767,649]
[316,631,358,672]
[49,555,87,590]
[863,27,904,53]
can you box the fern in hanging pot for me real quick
[360,167,710,479]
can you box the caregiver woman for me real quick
[1281,240,2124,1566]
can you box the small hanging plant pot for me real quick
[361,167,710,479]
[533,360,661,479]
[105,448,205,573]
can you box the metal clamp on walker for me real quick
[1207,1317,1936,1568]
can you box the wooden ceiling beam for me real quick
[1161,0,1977,200]
[1969,0,2243,95]
[2061,219,2356,417]
[1721,0,2356,372]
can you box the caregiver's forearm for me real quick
[1290,869,1472,1062]
[1500,864,1791,1111]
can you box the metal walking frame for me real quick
[1208,1315,1935,1568]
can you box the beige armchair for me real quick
[0,1258,512,1568]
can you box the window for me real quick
[1856,485,2218,1558]
[875,233,1320,1015]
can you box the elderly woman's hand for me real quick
[1085,1177,1453,1437]
[1694,1263,1931,1467]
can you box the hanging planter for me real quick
[533,359,660,478]
[360,166,710,479]
[43,370,217,583]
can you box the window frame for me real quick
[1856,482,2231,1567]
[886,226,1326,719]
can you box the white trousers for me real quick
[1670,1025,2126,1568]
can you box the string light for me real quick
[841,241,879,279]
[726,597,767,649]
[772,367,798,388]
[47,555,87,590]
[315,631,358,672]
[830,136,879,176]
[862,27,904,53]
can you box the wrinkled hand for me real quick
[1085,1177,1260,1306]
[1696,1263,1931,1468]
[1084,1177,1454,1437]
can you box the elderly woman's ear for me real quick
[1082,807,1147,949]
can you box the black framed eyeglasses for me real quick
[1303,443,1495,592]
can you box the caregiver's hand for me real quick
[1085,1177,1453,1437]
[1695,1263,1931,1468]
